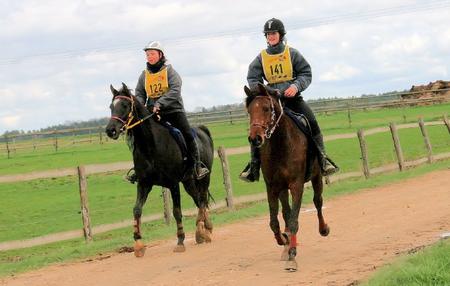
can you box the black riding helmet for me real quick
[263,18,286,38]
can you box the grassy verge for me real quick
[362,240,450,286]
[0,159,449,278]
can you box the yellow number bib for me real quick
[261,46,293,84]
[144,68,169,98]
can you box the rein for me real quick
[250,96,283,139]
[111,95,155,131]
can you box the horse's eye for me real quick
[263,107,270,112]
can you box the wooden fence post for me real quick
[77,166,93,242]
[54,130,58,152]
[5,135,10,159]
[347,103,352,128]
[418,118,433,163]
[162,187,171,225]
[217,146,234,209]
[99,127,103,145]
[229,111,233,125]
[444,114,450,134]
[357,129,370,178]
[32,134,37,150]
[389,122,405,171]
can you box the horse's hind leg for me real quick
[311,170,330,236]
[133,183,151,257]
[183,179,212,244]
[170,184,186,252]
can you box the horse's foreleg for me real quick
[311,173,330,236]
[284,184,305,272]
[171,184,186,252]
[279,189,291,234]
[279,189,292,261]
[267,190,284,246]
[133,183,151,257]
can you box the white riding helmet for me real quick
[143,41,165,55]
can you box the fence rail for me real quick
[0,116,449,251]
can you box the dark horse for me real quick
[244,83,330,271]
[105,83,214,256]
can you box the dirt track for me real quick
[2,169,450,286]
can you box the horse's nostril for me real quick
[255,135,262,145]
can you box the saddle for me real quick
[158,120,190,164]
[283,107,316,182]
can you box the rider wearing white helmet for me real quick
[131,41,209,181]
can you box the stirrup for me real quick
[322,160,339,176]
[124,168,138,184]
[195,162,210,180]
[239,163,259,182]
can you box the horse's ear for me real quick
[110,84,119,96]
[257,82,268,96]
[244,86,252,96]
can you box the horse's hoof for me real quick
[284,259,298,272]
[134,240,146,257]
[195,229,205,244]
[280,245,289,261]
[173,244,186,253]
[204,230,212,243]
[320,225,330,237]
[195,221,212,244]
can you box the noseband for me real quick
[250,96,283,139]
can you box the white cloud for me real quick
[319,64,360,81]
[1,115,21,128]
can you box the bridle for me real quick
[250,95,284,139]
[110,95,154,131]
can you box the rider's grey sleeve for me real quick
[135,71,150,106]
[290,48,312,93]
[247,55,265,89]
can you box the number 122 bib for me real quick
[144,68,169,98]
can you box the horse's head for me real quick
[244,83,283,147]
[105,83,134,140]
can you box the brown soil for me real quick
[2,169,450,286]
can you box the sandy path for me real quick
[2,169,450,286]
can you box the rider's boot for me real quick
[186,139,210,180]
[239,145,261,182]
[313,133,339,176]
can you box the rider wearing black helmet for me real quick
[239,18,338,182]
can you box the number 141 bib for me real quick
[144,68,169,98]
[261,46,293,84]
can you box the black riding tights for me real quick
[159,111,195,144]
[283,97,321,136]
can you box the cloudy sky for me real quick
[1,0,449,134]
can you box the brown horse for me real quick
[244,83,330,271]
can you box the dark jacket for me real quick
[135,63,185,114]
[247,42,312,97]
